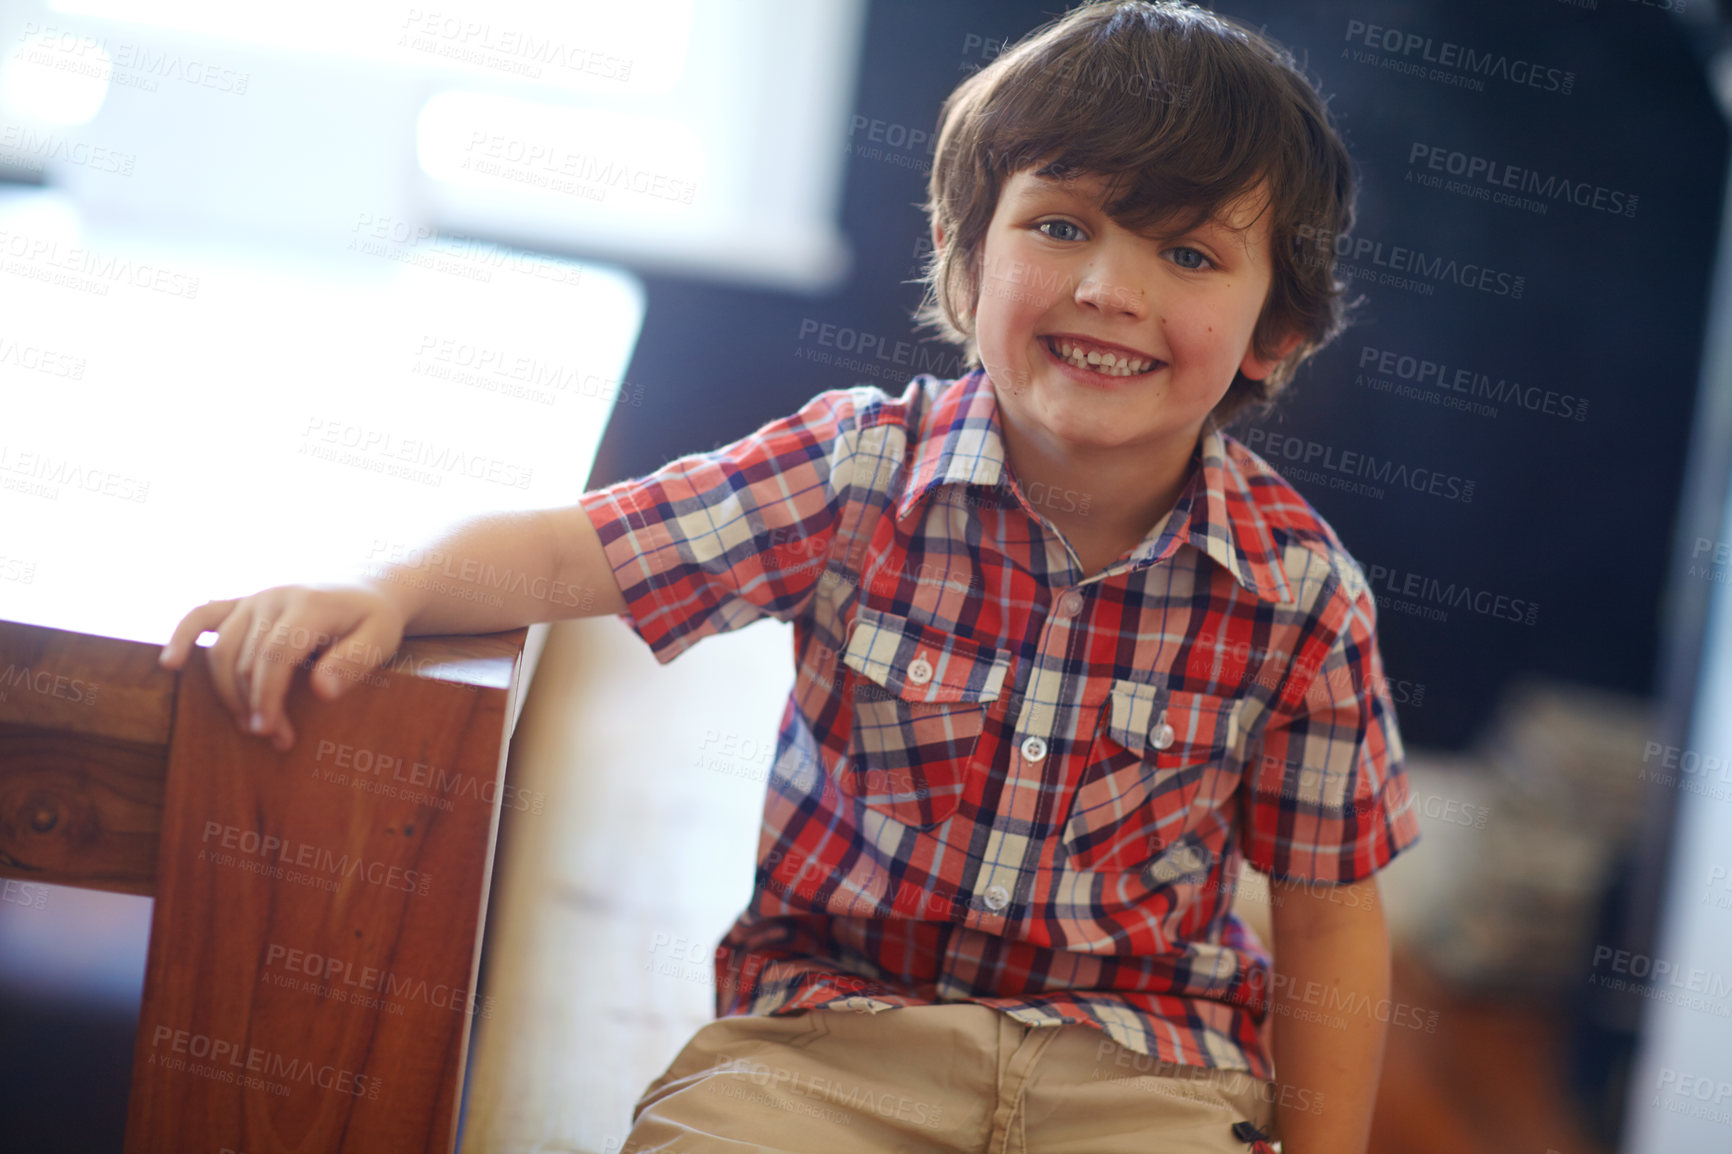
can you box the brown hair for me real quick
[916,0,1357,425]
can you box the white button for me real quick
[1020,735,1047,762]
[983,884,1010,912]
[1152,716,1176,751]
[907,657,933,684]
[1057,590,1084,618]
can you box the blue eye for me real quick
[1037,220,1084,242]
[1169,246,1212,271]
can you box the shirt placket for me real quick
[968,580,1092,927]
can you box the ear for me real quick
[1239,329,1305,382]
[932,222,946,252]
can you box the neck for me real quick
[997,412,1203,547]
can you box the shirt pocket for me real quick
[840,604,1011,830]
[1061,681,1241,873]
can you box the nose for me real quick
[1073,260,1148,319]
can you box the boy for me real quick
[160,2,1420,1150]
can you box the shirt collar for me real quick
[894,370,1294,604]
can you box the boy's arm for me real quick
[1267,875,1389,1154]
[163,382,868,749]
[159,504,626,748]
[1236,571,1419,1153]
[379,503,629,635]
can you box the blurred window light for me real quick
[416,91,704,216]
[1,28,111,125]
[48,0,690,95]
[11,0,862,290]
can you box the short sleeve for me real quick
[1238,580,1421,883]
[576,388,865,664]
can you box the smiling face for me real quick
[967,165,1297,471]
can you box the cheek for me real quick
[978,283,1045,352]
[1167,296,1259,360]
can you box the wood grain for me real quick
[0,722,166,895]
[123,636,524,1153]
[0,621,175,746]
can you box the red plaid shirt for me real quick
[577,369,1421,1079]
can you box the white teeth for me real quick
[1050,338,1152,376]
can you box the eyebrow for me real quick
[1011,176,1250,242]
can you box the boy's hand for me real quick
[157,581,408,753]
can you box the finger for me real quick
[231,612,272,727]
[206,601,268,726]
[249,611,338,735]
[311,615,401,701]
[159,599,239,670]
[269,713,296,754]
[200,608,254,724]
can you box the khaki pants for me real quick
[619,1003,1280,1153]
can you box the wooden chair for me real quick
[0,617,545,1152]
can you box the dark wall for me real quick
[590,0,1729,750]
